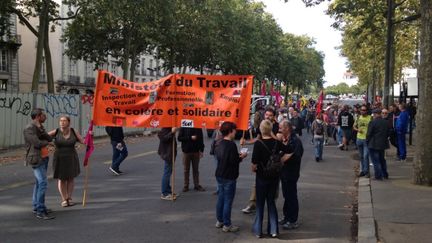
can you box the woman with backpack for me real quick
[312,113,327,162]
[251,120,281,238]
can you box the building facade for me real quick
[0,15,21,92]
[16,2,204,94]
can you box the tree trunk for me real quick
[44,19,54,93]
[413,0,432,186]
[285,82,289,105]
[31,4,48,92]
[122,32,131,79]
[129,51,137,81]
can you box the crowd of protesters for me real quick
[23,96,415,240]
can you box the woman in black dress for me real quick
[49,116,84,207]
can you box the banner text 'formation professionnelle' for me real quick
[92,70,254,130]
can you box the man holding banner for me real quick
[178,127,205,192]
[92,70,254,201]
[105,126,128,175]
[158,127,178,200]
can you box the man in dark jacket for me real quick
[278,120,304,230]
[178,128,205,192]
[338,105,354,150]
[23,108,54,220]
[158,127,178,200]
[105,126,128,175]
[290,110,304,136]
[366,109,389,180]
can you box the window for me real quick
[69,59,77,76]
[110,61,117,74]
[85,62,94,78]
[135,62,141,75]
[0,50,8,72]
[149,59,154,76]
[141,58,146,75]
[0,79,7,91]
[156,59,161,77]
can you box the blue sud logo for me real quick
[181,119,194,127]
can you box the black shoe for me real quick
[36,212,55,220]
[358,172,366,177]
[33,208,52,214]
[109,167,120,176]
[194,185,206,191]
[315,157,319,162]
[279,218,288,225]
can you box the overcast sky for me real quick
[261,0,349,87]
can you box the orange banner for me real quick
[92,70,254,130]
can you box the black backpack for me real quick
[258,140,283,179]
[315,122,324,135]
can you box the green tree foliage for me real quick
[327,0,419,93]
[325,83,366,96]
[60,0,325,95]
[62,0,165,79]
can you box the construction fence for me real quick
[0,92,148,149]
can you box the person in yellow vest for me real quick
[353,105,372,177]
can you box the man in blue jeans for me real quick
[366,109,389,180]
[158,127,178,200]
[105,126,128,175]
[396,103,409,162]
[214,122,247,232]
[23,108,54,220]
[354,105,372,177]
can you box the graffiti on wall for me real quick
[81,94,94,105]
[0,96,32,116]
[43,94,79,117]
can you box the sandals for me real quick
[61,198,76,207]
[67,198,75,206]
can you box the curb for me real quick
[357,177,377,243]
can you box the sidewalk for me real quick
[358,144,432,243]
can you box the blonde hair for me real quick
[259,119,273,137]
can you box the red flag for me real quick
[83,120,94,167]
[260,80,266,96]
[316,90,324,114]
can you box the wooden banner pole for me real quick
[171,135,176,201]
[82,164,90,207]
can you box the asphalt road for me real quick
[0,132,357,243]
